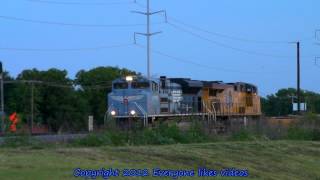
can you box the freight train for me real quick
[107,76,261,126]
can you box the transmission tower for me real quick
[315,29,320,41]
[315,57,320,68]
[315,30,320,67]
[133,0,167,79]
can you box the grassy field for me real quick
[0,141,319,180]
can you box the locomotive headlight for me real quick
[110,110,116,116]
[126,76,133,82]
[130,110,136,116]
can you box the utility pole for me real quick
[30,82,34,134]
[316,30,320,46]
[315,30,320,68]
[315,57,320,68]
[133,0,167,79]
[296,42,301,114]
[315,29,320,41]
[0,62,4,135]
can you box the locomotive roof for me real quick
[112,76,258,90]
[113,76,158,83]
[169,78,203,87]
[204,82,233,90]
[168,78,203,94]
[227,82,257,88]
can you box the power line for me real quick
[135,1,314,44]
[4,80,113,89]
[134,43,276,74]
[4,80,75,89]
[168,17,292,44]
[135,2,286,44]
[0,43,133,52]
[168,17,315,44]
[75,81,113,86]
[0,15,164,28]
[25,0,134,6]
[135,2,317,59]
[4,80,113,86]
[167,22,293,59]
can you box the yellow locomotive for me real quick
[202,82,261,116]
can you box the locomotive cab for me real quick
[108,76,160,118]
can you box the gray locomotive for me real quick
[108,76,183,118]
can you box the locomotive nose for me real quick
[108,92,147,117]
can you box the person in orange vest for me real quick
[9,112,19,133]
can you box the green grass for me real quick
[0,141,320,180]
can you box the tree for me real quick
[8,68,89,132]
[261,88,320,116]
[75,66,137,125]
[304,91,320,113]
[3,72,16,115]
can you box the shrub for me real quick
[128,126,176,145]
[108,131,127,146]
[1,135,43,148]
[312,129,320,141]
[157,123,186,143]
[230,129,255,141]
[2,136,30,147]
[185,121,208,143]
[73,133,112,147]
[287,127,313,140]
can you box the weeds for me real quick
[1,135,44,149]
[73,121,210,147]
[2,113,320,148]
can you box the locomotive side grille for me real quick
[161,108,169,113]
[160,98,168,103]
[246,95,253,107]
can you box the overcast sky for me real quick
[0,0,319,96]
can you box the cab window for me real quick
[113,82,128,89]
[152,82,158,91]
[234,85,238,91]
[132,82,150,89]
[209,89,217,97]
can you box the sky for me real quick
[0,0,319,96]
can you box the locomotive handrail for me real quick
[133,102,148,127]
[104,105,114,127]
[202,101,214,124]
[211,102,217,123]
[180,103,192,114]
[134,102,147,115]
